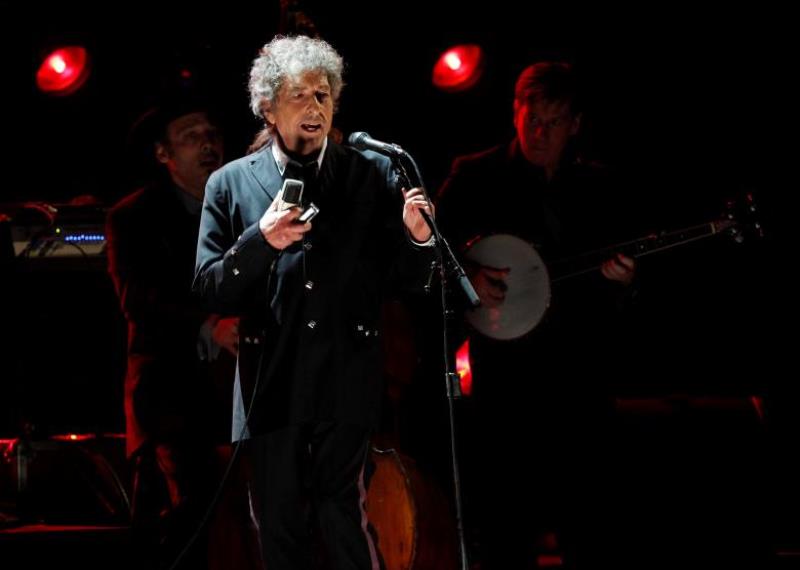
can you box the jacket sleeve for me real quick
[193,169,279,314]
[375,154,436,295]
[106,198,207,342]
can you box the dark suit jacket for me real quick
[107,181,226,456]
[194,140,433,440]
[435,139,635,406]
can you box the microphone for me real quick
[347,132,403,157]
[277,178,304,210]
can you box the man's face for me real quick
[266,70,333,156]
[514,98,580,172]
[156,111,223,198]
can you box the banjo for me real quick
[463,195,761,340]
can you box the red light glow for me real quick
[49,55,67,74]
[36,46,90,95]
[432,44,484,92]
[455,338,473,396]
[51,433,95,442]
[444,52,462,70]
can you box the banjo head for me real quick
[463,234,551,340]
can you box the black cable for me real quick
[167,252,282,570]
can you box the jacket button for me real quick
[305,280,314,290]
[232,267,240,276]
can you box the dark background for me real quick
[0,0,796,563]
[4,2,790,202]
[0,1,793,429]
[1,0,792,440]
[3,1,792,416]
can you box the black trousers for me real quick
[245,422,383,570]
[130,439,219,570]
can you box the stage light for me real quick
[36,46,91,96]
[455,338,473,396]
[432,44,484,92]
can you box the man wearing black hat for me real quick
[106,97,235,569]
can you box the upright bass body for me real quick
[366,448,458,570]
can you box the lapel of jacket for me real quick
[247,138,346,204]
[318,139,342,194]
[247,144,282,201]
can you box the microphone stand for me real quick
[388,145,478,570]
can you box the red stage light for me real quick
[36,46,90,95]
[455,338,473,396]
[432,44,484,92]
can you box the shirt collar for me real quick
[271,137,328,176]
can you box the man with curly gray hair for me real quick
[249,35,344,143]
[194,35,434,569]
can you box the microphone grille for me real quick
[347,131,369,147]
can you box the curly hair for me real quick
[249,35,344,122]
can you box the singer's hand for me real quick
[402,187,434,243]
[259,198,311,250]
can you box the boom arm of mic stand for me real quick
[389,151,480,308]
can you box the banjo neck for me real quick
[461,193,759,340]
[550,218,737,283]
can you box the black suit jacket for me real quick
[107,181,228,456]
[194,140,433,439]
[435,140,635,406]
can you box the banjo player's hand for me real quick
[469,264,510,309]
[601,253,635,286]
